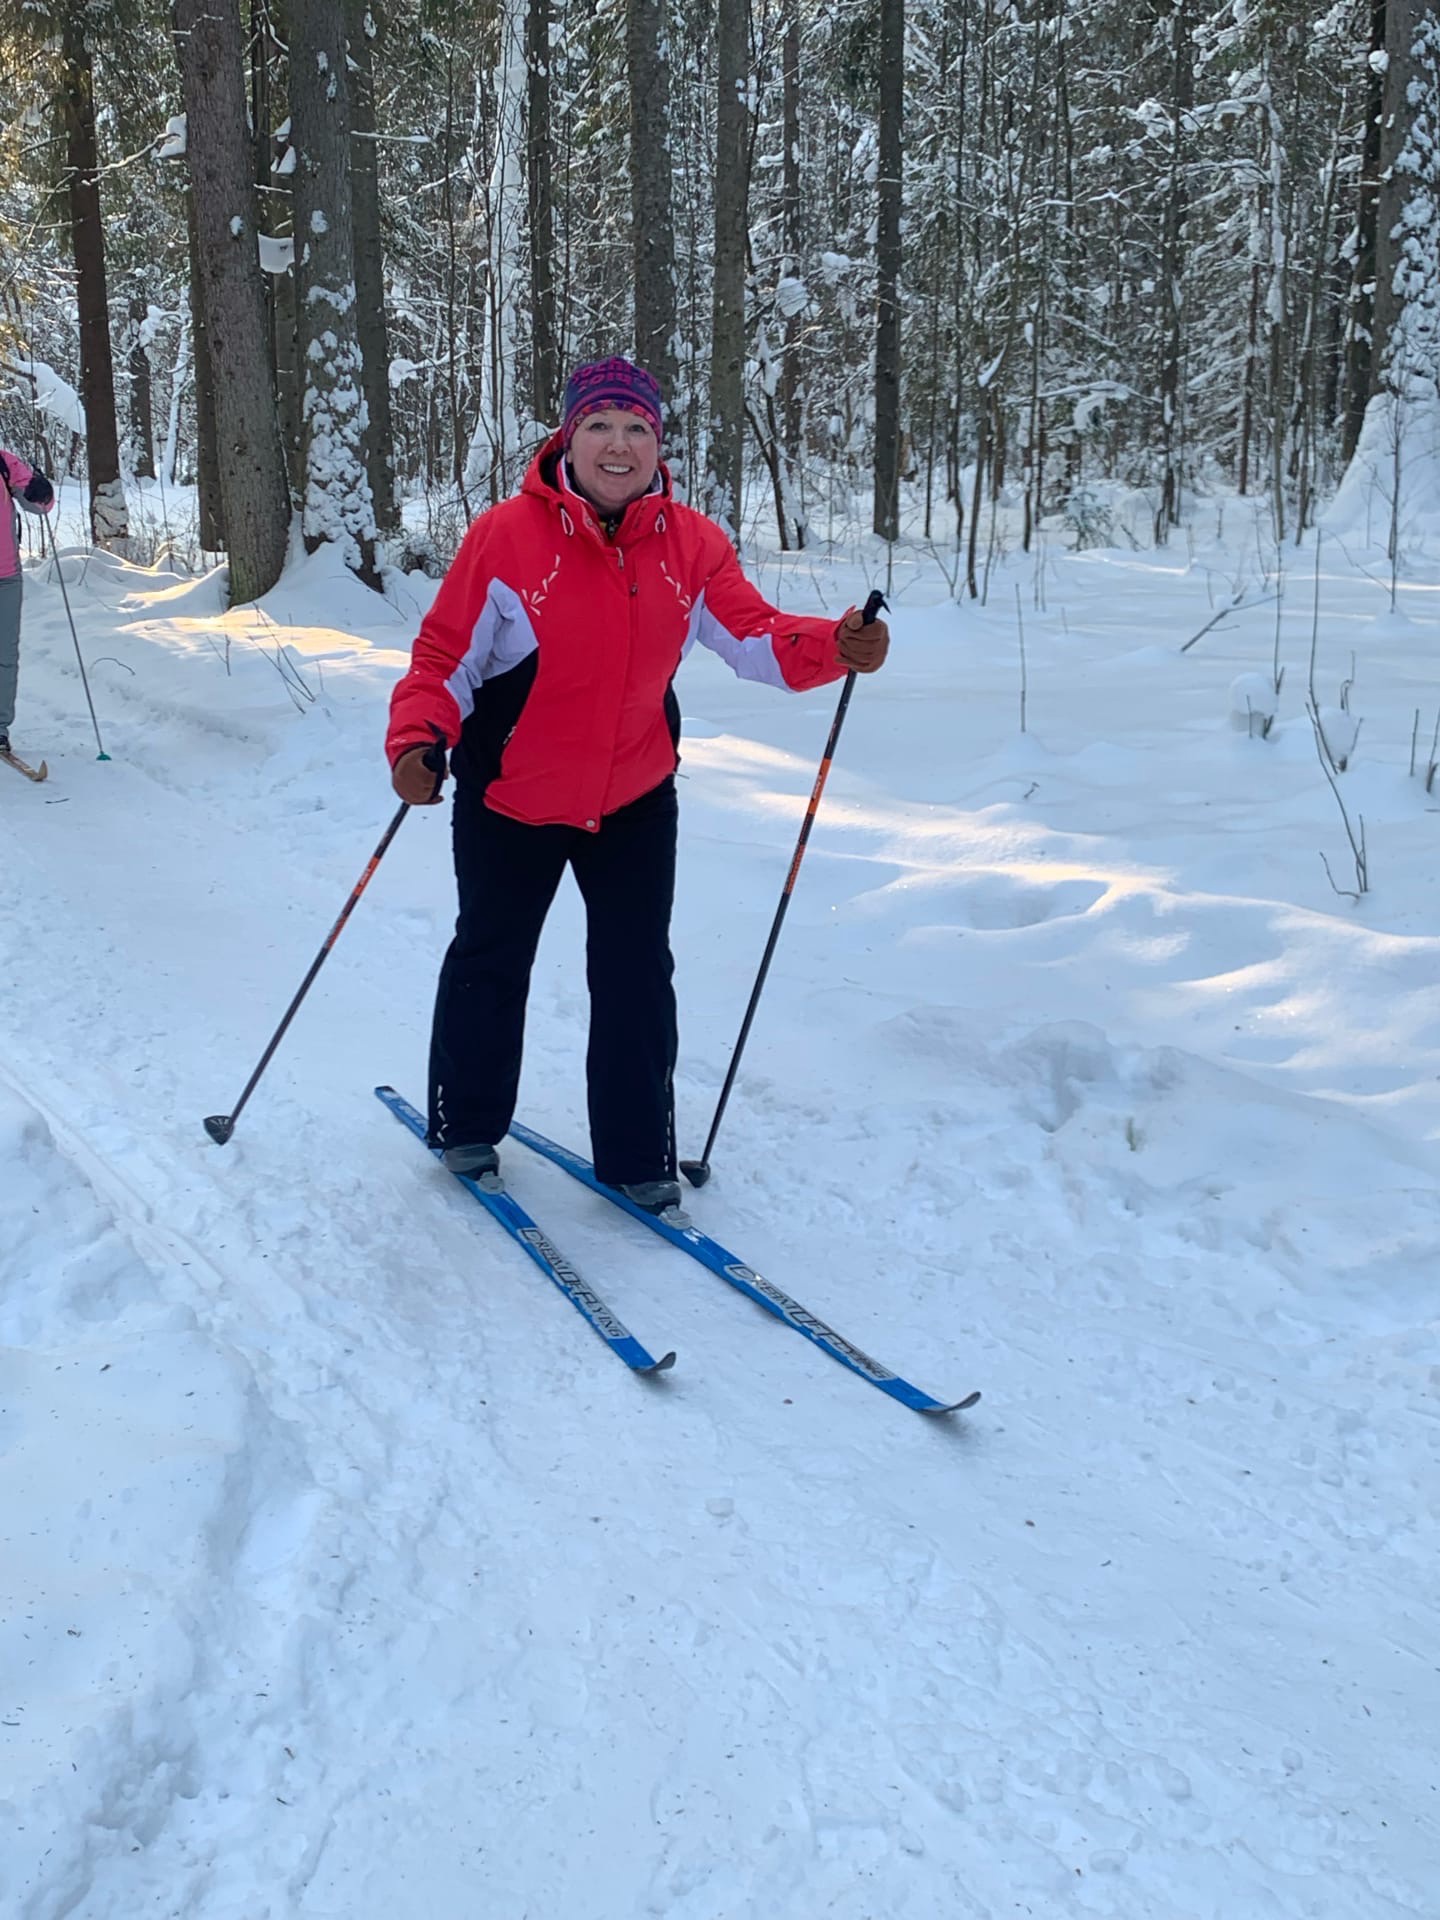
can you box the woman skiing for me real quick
[386,356,889,1211]
[0,447,56,756]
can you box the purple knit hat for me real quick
[562,356,664,447]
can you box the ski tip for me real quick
[922,1389,982,1415]
[1,751,48,781]
[203,1113,236,1145]
[647,1349,679,1375]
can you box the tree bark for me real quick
[1155,0,1194,542]
[628,0,678,432]
[348,0,400,533]
[1374,0,1438,386]
[182,183,225,550]
[59,18,129,545]
[1238,255,1261,496]
[528,0,560,426]
[466,0,527,507]
[778,6,806,539]
[873,0,904,542]
[174,0,289,599]
[288,0,380,583]
[1341,0,1387,459]
[707,0,750,537]
[127,295,156,481]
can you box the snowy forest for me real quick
[5,6,1440,1918]
[1,0,1439,591]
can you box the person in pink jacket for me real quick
[387,357,889,1209]
[0,448,56,753]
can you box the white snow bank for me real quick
[1,529,1438,1917]
[0,1080,320,1916]
[1326,387,1440,559]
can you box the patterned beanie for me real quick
[562,357,664,447]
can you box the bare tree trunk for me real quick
[1373,0,1433,385]
[1023,230,1047,553]
[289,0,379,584]
[1342,0,1387,460]
[966,396,989,600]
[271,253,304,502]
[1263,83,1289,542]
[175,0,290,600]
[527,0,559,425]
[182,185,225,551]
[441,42,470,511]
[60,18,129,545]
[947,0,970,529]
[253,10,302,498]
[251,1,278,386]
[707,0,749,537]
[1292,98,1346,536]
[629,0,679,444]
[256,42,304,505]
[348,0,400,534]
[873,0,904,543]
[922,5,948,542]
[779,8,803,470]
[1238,256,1261,495]
[746,394,790,551]
[128,295,156,481]
[1155,0,1194,543]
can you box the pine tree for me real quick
[58,6,130,543]
[288,0,379,582]
[173,0,289,599]
[707,0,749,537]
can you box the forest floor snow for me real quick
[2,505,1438,1918]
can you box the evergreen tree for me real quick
[174,0,290,601]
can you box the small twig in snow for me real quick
[1308,697,1368,895]
[1014,583,1028,734]
[1179,593,1278,653]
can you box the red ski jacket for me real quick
[386,436,851,830]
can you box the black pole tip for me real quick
[203,1114,236,1145]
[679,1158,711,1190]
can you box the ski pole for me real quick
[204,735,446,1144]
[681,588,887,1190]
[39,511,109,761]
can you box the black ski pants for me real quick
[428,775,678,1187]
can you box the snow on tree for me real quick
[463,0,527,507]
[1383,5,1440,393]
[1332,1,1440,557]
[173,0,290,602]
[288,0,379,585]
[3,0,1433,570]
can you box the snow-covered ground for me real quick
[2,489,1438,1918]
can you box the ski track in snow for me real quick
[2,530,1438,1917]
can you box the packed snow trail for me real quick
[1,530,1437,1917]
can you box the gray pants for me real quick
[0,572,20,733]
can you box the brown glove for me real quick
[391,734,448,805]
[835,606,890,674]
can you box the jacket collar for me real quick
[523,431,671,543]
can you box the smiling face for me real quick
[566,409,661,514]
